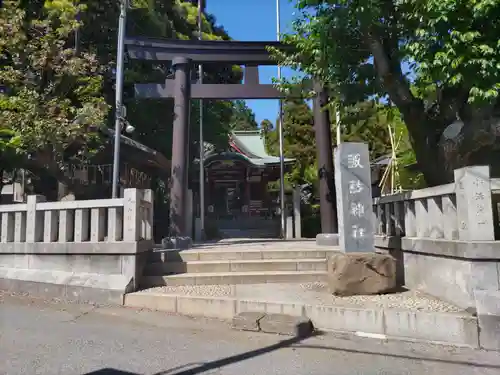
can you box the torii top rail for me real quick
[125,37,294,100]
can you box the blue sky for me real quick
[206,0,297,125]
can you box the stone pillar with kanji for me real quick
[334,142,374,252]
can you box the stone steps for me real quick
[144,258,327,275]
[149,248,338,263]
[142,244,339,287]
[140,270,327,287]
[219,229,279,238]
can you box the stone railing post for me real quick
[454,166,495,241]
[142,189,154,241]
[123,188,140,241]
[454,166,500,350]
[26,195,46,243]
[185,189,193,238]
[293,186,302,238]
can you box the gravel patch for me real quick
[139,284,233,297]
[137,282,464,313]
[297,282,462,312]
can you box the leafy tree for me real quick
[262,100,317,191]
[263,99,422,190]
[0,128,23,195]
[77,0,243,159]
[271,0,500,185]
[1,0,244,175]
[229,100,258,131]
[0,0,107,172]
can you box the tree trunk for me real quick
[403,113,451,186]
[439,116,500,178]
[367,35,452,186]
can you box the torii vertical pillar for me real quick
[313,81,339,246]
[169,57,192,243]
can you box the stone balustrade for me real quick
[373,167,500,242]
[0,188,153,245]
[0,189,154,304]
[372,166,500,316]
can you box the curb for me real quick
[124,292,480,348]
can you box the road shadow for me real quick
[290,343,500,370]
[83,324,500,374]
[84,323,319,375]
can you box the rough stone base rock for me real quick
[327,252,396,296]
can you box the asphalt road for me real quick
[1,294,499,375]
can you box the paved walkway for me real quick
[1,293,499,375]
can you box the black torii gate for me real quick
[124,36,338,244]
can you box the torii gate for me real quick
[124,35,337,246]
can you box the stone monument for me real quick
[334,142,374,252]
[329,142,396,296]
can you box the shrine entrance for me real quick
[125,33,338,242]
[193,138,294,238]
[212,182,242,219]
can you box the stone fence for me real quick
[372,165,500,314]
[0,188,154,304]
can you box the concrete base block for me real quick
[259,314,314,337]
[316,233,339,247]
[474,289,500,350]
[384,309,479,347]
[124,292,483,349]
[161,237,193,250]
[305,305,385,335]
[0,268,129,305]
[232,312,265,332]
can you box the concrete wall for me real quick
[0,189,154,304]
[373,166,500,350]
[374,237,500,310]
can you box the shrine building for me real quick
[192,130,295,238]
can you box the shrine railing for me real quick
[372,166,500,243]
[0,188,153,244]
[372,165,500,310]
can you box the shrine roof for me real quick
[102,128,170,172]
[229,130,294,165]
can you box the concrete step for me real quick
[149,248,339,263]
[144,258,327,276]
[140,270,327,287]
[220,229,279,238]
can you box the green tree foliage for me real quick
[0,0,107,170]
[271,0,500,186]
[263,99,422,191]
[77,0,243,158]
[340,101,391,159]
[262,100,318,193]
[1,0,244,181]
[229,100,258,131]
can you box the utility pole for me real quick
[276,0,286,239]
[111,0,128,198]
[198,0,206,240]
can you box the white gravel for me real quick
[140,284,234,297]
[139,282,464,313]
